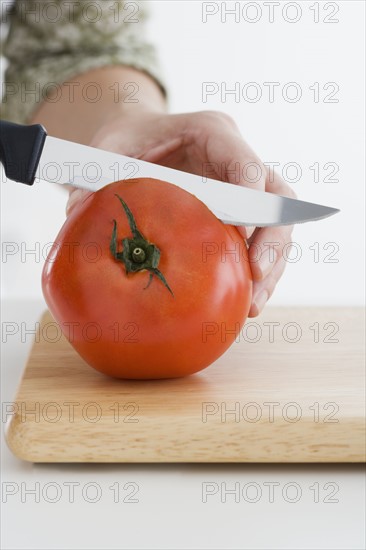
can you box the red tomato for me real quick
[42,178,252,379]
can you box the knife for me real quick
[0,120,339,227]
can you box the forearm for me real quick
[3,0,167,136]
[29,66,167,144]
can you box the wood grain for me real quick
[5,307,365,463]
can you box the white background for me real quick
[1,1,365,549]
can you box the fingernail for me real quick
[66,189,87,216]
[252,289,268,316]
[246,226,256,239]
[258,248,276,279]
[237,225,255,240]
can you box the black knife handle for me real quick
[0,120,47,185]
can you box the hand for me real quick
[66,110,296,317]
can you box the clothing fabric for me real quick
[1,0,166,123]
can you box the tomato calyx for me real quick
[110,194,174,296]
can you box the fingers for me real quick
[247,170,296,316]
[219,136,266,191]
[249,257,287,318]
[203,112,267,189]
[222,137,265,240]
[198,112,267,240]
[248,223,294,281]
[66,188,92,217]
[140,137,184,164]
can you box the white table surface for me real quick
[1,300,365,550]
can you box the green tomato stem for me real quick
[110,194,174,297]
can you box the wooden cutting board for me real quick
[5,307,365,463]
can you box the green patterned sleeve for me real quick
[1,0,167,124]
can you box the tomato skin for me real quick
[42,178,252,379]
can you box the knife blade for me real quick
[0,121,340,227]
